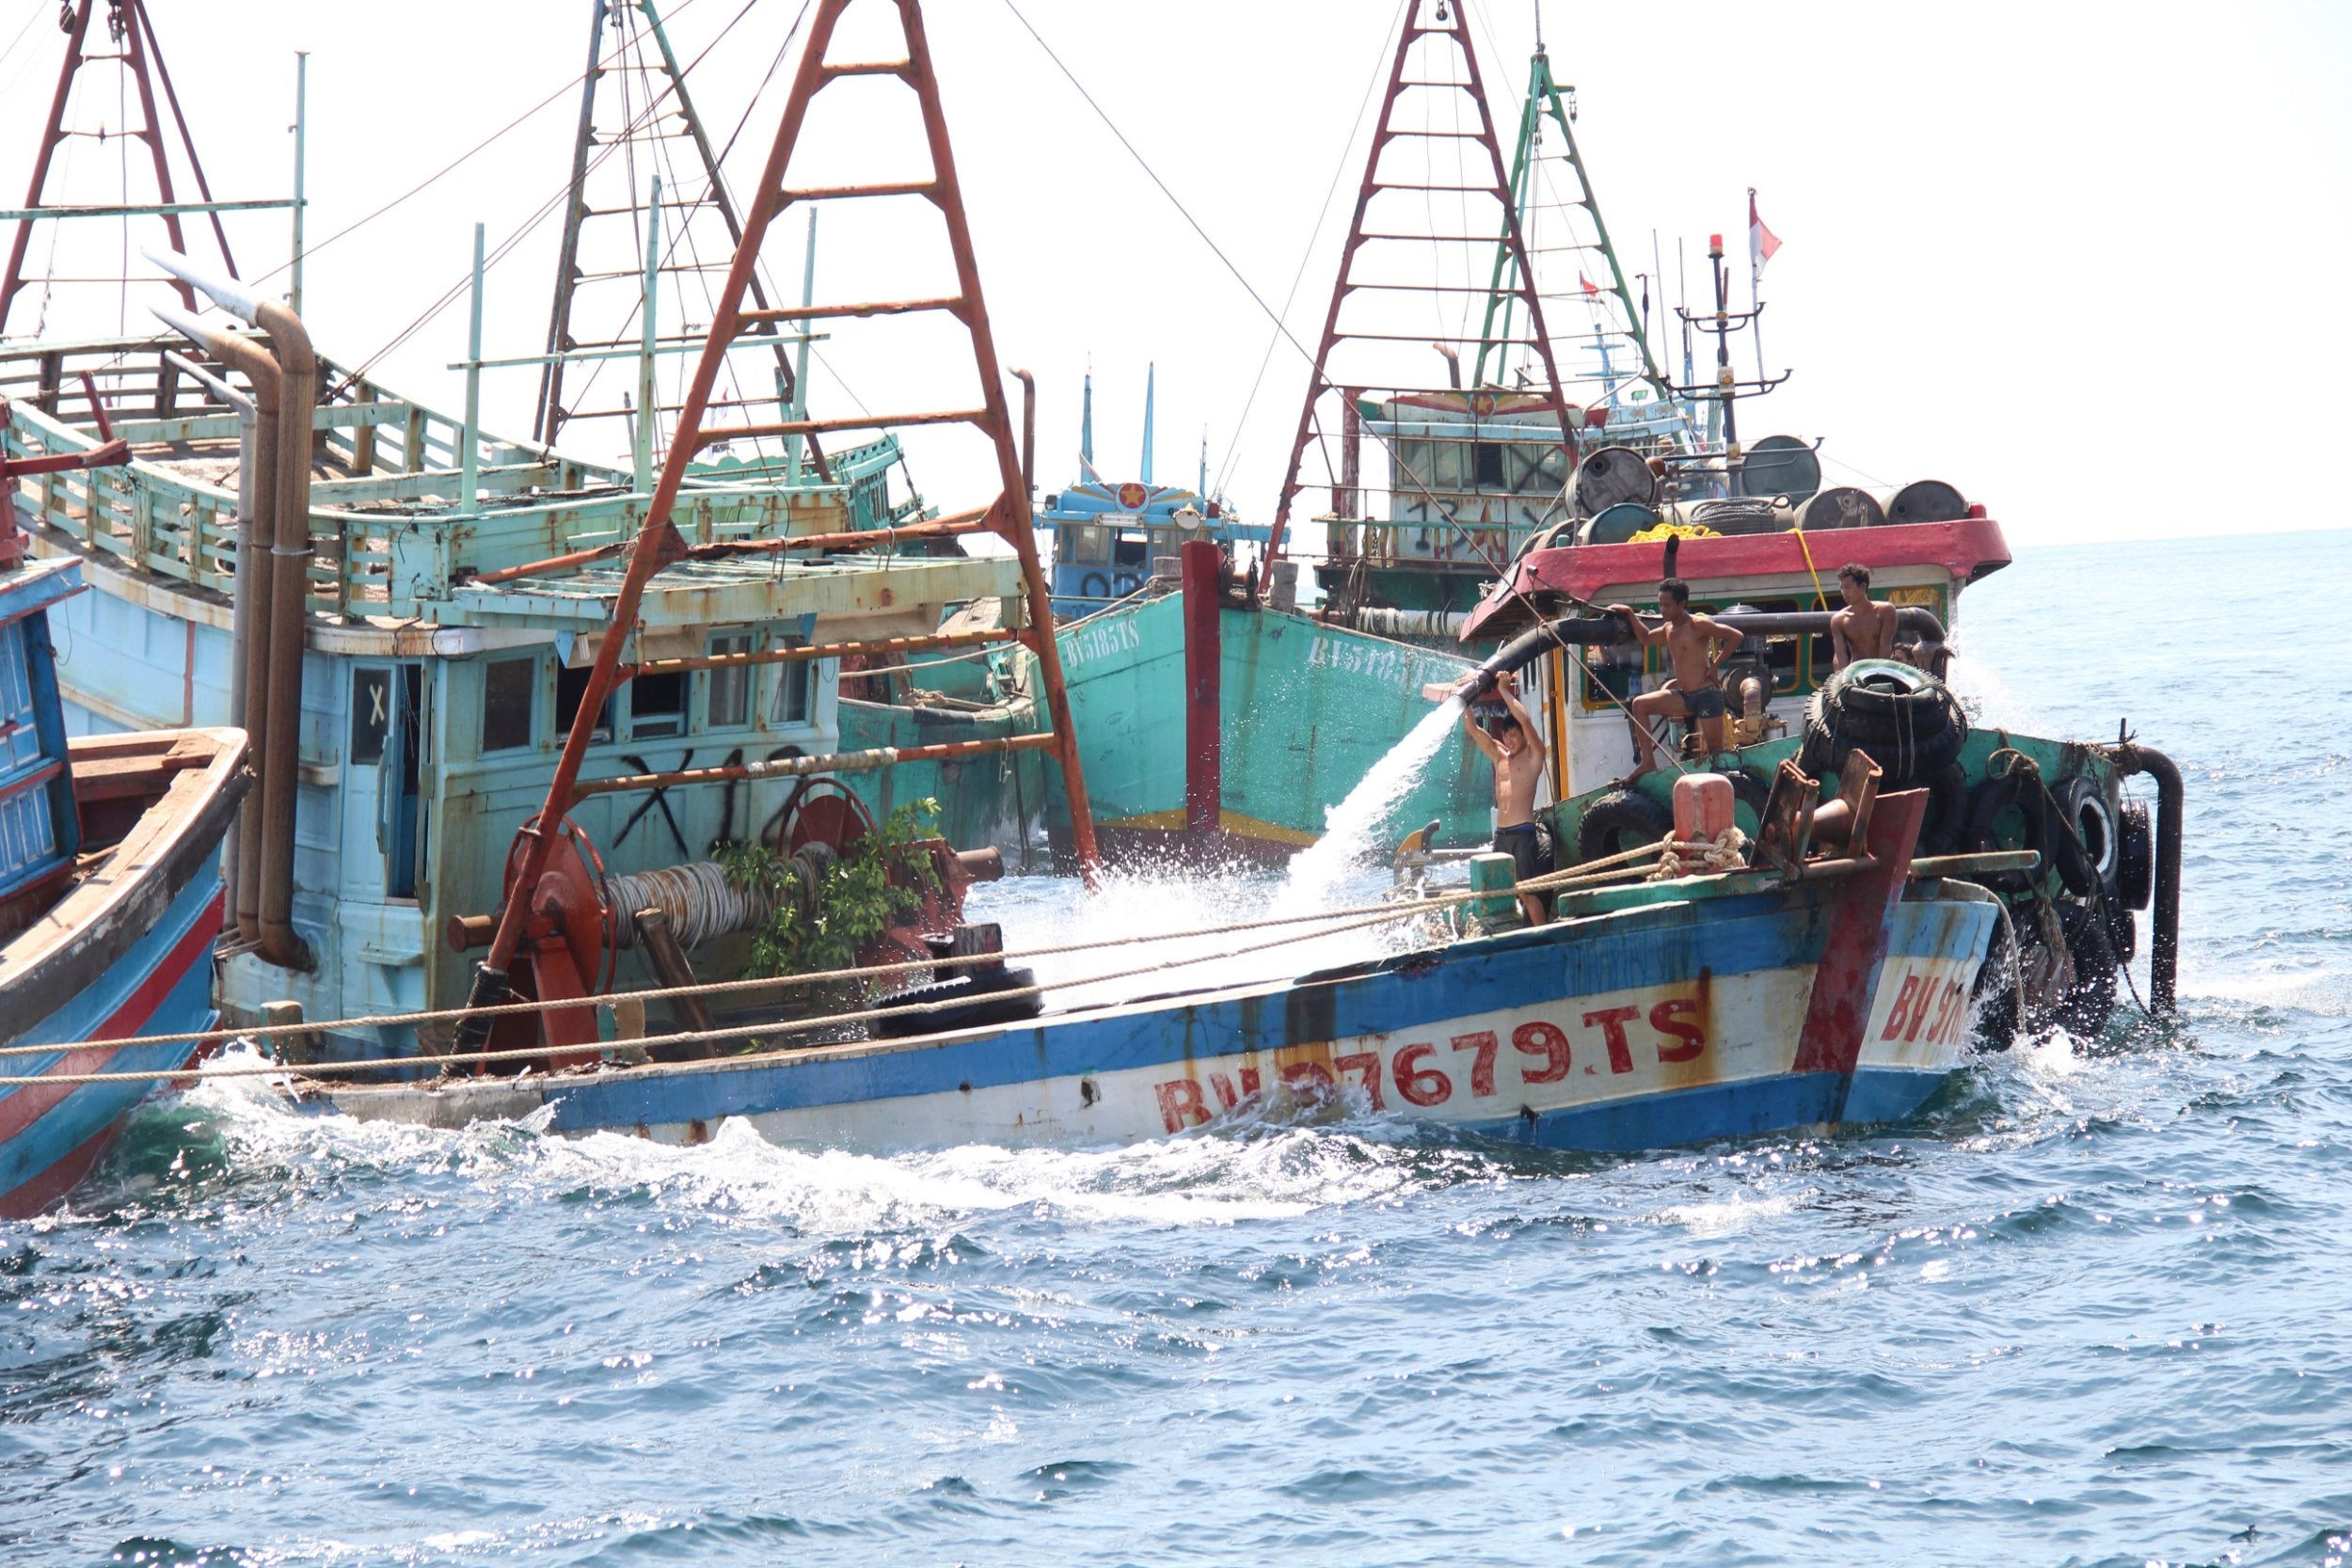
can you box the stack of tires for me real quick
[1800,658,1971,853]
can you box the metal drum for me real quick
[1797,486,1885,531]
[1569,446,1658,517]
[1740,435,1820,502]
[1671,495,1793,536]
[1887,479,1969,524]
[1578,501,1661,545]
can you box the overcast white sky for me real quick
[2,0,2345,546]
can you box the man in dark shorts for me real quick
[1607,578,1746,779]
[1458,670,1551,925]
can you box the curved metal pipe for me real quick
[148,249,316,969]
[1460,606,1952,701]
[153,306,278,949]
[2109,742,2183,1014]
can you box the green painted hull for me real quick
[835,694,1052,862]
[1047,593,1491,864]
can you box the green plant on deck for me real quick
[716,799,942,984]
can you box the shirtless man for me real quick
[1608,578,1745,779]
[1458,670,1551,926]
[1830,562,1900,669]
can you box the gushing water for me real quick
[1276,695,1467,914]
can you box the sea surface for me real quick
[4,529,2348,1567]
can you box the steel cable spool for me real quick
[608,861,774,953]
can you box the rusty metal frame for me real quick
[461,0,1103,1045]
[1258,0,1580,591]
[0,0,238,333]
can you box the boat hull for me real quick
[315,875,1997,1157]
[0,727,245,1218]
[1049,593,1492,865]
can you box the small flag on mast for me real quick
[1578,272,1600,296]
[1748,187,1781,284]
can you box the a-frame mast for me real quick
[1470,46,1675,413]
[0,0,247,334]
[1260,0,1577,588]
[461,0,1101,1040]
[532,0,817,475]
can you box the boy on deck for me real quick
[1830,562,1900,669]
[1458,670,1552,927]
[1607,578,1746,780]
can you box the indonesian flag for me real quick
[1749,187,1781,283]
[1579,273,1600,296]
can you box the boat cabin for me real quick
[1038,480,1266,617]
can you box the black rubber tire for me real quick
[873,965,1044,1038]
[1801,688,1965,785]
[2052,775,2120,896]
[1920,762,1971,856]
[2054,898,2118,1038]
[2117,799,2154,911]
[1963,771,2047,896]
[1576,788,1674,863]
[1726,768,1772,833]
[1970,901,2022,1052]
[1829,658,1940,720]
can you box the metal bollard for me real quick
[1469,852,1521,927]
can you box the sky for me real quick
[1,0,2345,546]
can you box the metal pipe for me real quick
[147,246,316,970]
[2111,742,2183,1014]
[461,224,485,513]
[570,731,1060,799]
[153,307,278,948]
[1009,366,1035,505]
[290,52,308,315]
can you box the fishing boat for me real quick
[206,0,2021,1155]
[0,480,246,1217]
[0,0,1078,1062]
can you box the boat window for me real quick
[1581,643,1644,709]
[481,657,536,752]
[707,632,753,727]
[771,643,810,724]
[555,662,613,743]
[629,670,686,738]
[1113,531,1150,570]
[351,668,390,766]
[1062,524,1104,565]
[1472,442,1504,488]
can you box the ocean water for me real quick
[4,529,2348,1567]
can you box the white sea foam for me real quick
[1276,695,1465,916]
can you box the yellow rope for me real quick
[1790,525,1832,611]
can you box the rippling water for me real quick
[5,530,2348,1566]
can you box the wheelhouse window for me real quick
[555,662,613,743]
[629,670,686,738]
[351,669,390,765]
[707,632,753,728]
[481,657,535,752]
[771,642,811,725]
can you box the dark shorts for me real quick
[1677,685,1726,721]
[1494,821,1554,882]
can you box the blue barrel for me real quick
[1579,501,1661,545]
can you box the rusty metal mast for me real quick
[1258,0,1578,590]
[0,0,246,334]
[458,0,1102,1044]
[532,0,818,474]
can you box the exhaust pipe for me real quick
[149,249,315,970]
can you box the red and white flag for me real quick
[1578,272,1601,296]
[1748,187,1781,284]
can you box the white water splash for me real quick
[1276,696,1466,915]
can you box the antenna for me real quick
[1140,362,1154,484]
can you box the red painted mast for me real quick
[455,0,1103,1048]
[1,0,243,333]
[1258,0,1578,594]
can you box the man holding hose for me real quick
[1459,670,1551,927]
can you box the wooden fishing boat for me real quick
[0,550,246,1216]
[309,785,2003,1151]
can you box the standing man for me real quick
[1608,578,1746,779]
[1830,562,1900,669]
[1458,670,1551,926]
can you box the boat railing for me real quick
[0,335,925,618]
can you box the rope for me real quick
[607,860,769,952]
[1,902,1437,1088]
[1650,826,1748,881]
[1790,525,1832,611]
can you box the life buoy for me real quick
[1079,571,1112,601]
[1575,787,1673,862]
